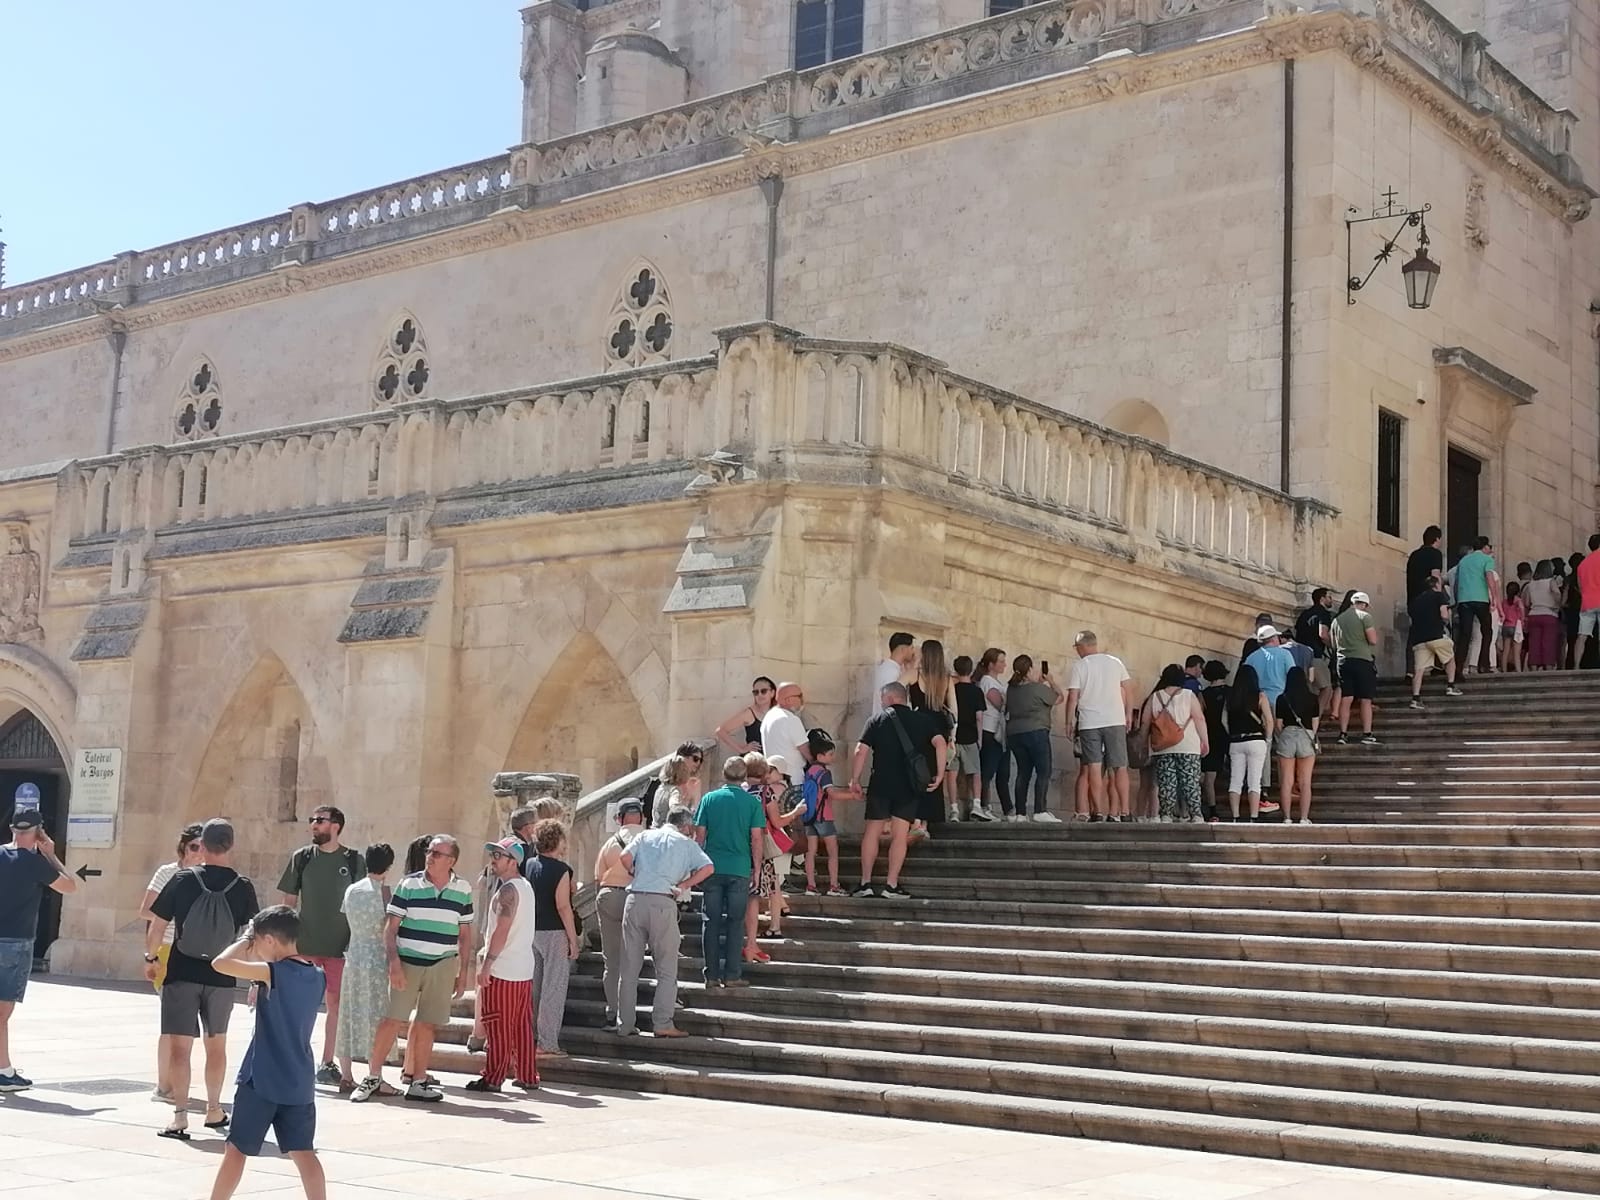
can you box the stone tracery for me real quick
[173,358,223,441]
[373,313,431,407]
[603,261,675,370]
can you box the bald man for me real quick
[760,682,809,781]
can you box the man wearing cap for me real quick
[1245,625,1296,711]
[466,838,537,1093]
[1333,591,1382,745]
[616,809,714,1038]
[0,807,76,1092]
[594,798,647,1026]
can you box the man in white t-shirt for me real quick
[760,683,809,779]
[1064,630,1134,821]
[872,632,917,709]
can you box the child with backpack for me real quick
[206,905,328,1200]
[801,729,861,896]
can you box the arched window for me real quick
[603,262,675,370]
[174,358,223,441]
[373,313,431,408]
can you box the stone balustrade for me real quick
[2,0,1579,334]
[58,325,1334,590]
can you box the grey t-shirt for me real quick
[1005,681,1056,735]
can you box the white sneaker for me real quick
[969,806,997,823]
[404,1080,444,1103]
[1299,817,1313,825]
[1007,814,1027,823]
[1031,812,1062,824]
[948,806,963,823]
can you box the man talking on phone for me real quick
[0,807,77,1091]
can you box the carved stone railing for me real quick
[6,0,1580,336]
[58,324,1335,592]
[1375,0,1574,160]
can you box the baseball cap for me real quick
[1255,624,1280,640]
[766,754,791,778]
[1351,591,1371,604]
[615,798,645,820]
[485,836,526,865]
[8,809,40,830]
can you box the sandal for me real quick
[203,1112,229,1130]
[157,1124,191,1141]
[337,1077,357,1094]
[743,948,771,964]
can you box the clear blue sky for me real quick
[2,2,522,284]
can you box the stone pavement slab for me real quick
[0,980,1590,1200]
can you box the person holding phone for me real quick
[1005,655,1064,824]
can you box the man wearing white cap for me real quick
[1245,625,1296,711]
[1332,591,1381,745]
[465,838,536,1093]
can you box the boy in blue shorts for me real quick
[208,905,327,1200]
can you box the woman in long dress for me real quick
[335,842,395,1093]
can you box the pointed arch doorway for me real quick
[0,710,69,961]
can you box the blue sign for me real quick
[13,782,39,806]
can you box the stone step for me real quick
[1314,810,1600,825]
[544,981,1600,1075]
[895,839,1600,868]
[457,1026,1600,1152]
[779,895,1600,949]
[884,877,1597,918]
[531,1000,1600,1111]
[731,939,1600,1008]
[892,857,1600,893]
[557,958,1600,1039]
[922,823,1600,846]
[419,1051,1600,1194]
[750,914,1600,977]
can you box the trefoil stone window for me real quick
[603,262,675,370]
[373,313,431,408]
[174,359,223,441]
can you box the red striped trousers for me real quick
[480,975,537,1085]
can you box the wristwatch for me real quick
[143,953,159,963]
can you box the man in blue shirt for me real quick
[206,905,326,1200]
[1453,536,1499,674]
[616,809,713,1038]
[0,809,76,1092]
[1245,625,1296,708]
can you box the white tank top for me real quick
[484,875,536,982]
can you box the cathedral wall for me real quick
[775,62,1299,488]
[1318,51,1599,661]
[0,340,113,466]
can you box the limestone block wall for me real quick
[774,62,1301,489]
[1315,52,1599,664]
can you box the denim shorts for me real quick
[1274,726,1317,760]
[804,819,838,839]
[0,936,32,1003]
[1580,609,1600,639]
[228,1080,316,1156]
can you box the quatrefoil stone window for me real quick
[603,261,674,370]
[374,313,430,408]
[174,358,223,441]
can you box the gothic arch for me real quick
[182,652,337,883]
[503,631,652,784]
[1103,398,1171,448]
[601,259,675,370]
[0,644,77,768]
[173,357,224,442]
[372,311,431,408]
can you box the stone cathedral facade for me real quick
[0,0,1594,975]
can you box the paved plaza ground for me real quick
[0,979,1589,1200]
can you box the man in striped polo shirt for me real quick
[351,834,473,1104]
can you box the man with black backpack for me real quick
[145,818,259,1140]
[277,805,365,1087]
[849,681,946,899]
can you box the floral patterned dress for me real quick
[336,876,389,1063]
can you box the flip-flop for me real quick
[157,1126,191,1141]
[204,1115,229,1130]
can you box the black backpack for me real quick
[175,869,241,961]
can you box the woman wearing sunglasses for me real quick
[139,822,205,1102]
[714,676,779,755]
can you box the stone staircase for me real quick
[432,671,1600,1192]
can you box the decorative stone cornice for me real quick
[1,4,1589,363]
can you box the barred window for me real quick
[1377,409,1404,537]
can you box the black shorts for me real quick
[864,792,921,823]
[1339,658,1378,701]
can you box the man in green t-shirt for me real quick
[1332,593,1380,746]
[277,805,364,1084]
[693,758,765,987]
[1452,536,1499,673]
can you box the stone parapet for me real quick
[2,0,1587,342]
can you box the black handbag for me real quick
[887,708,933,793]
